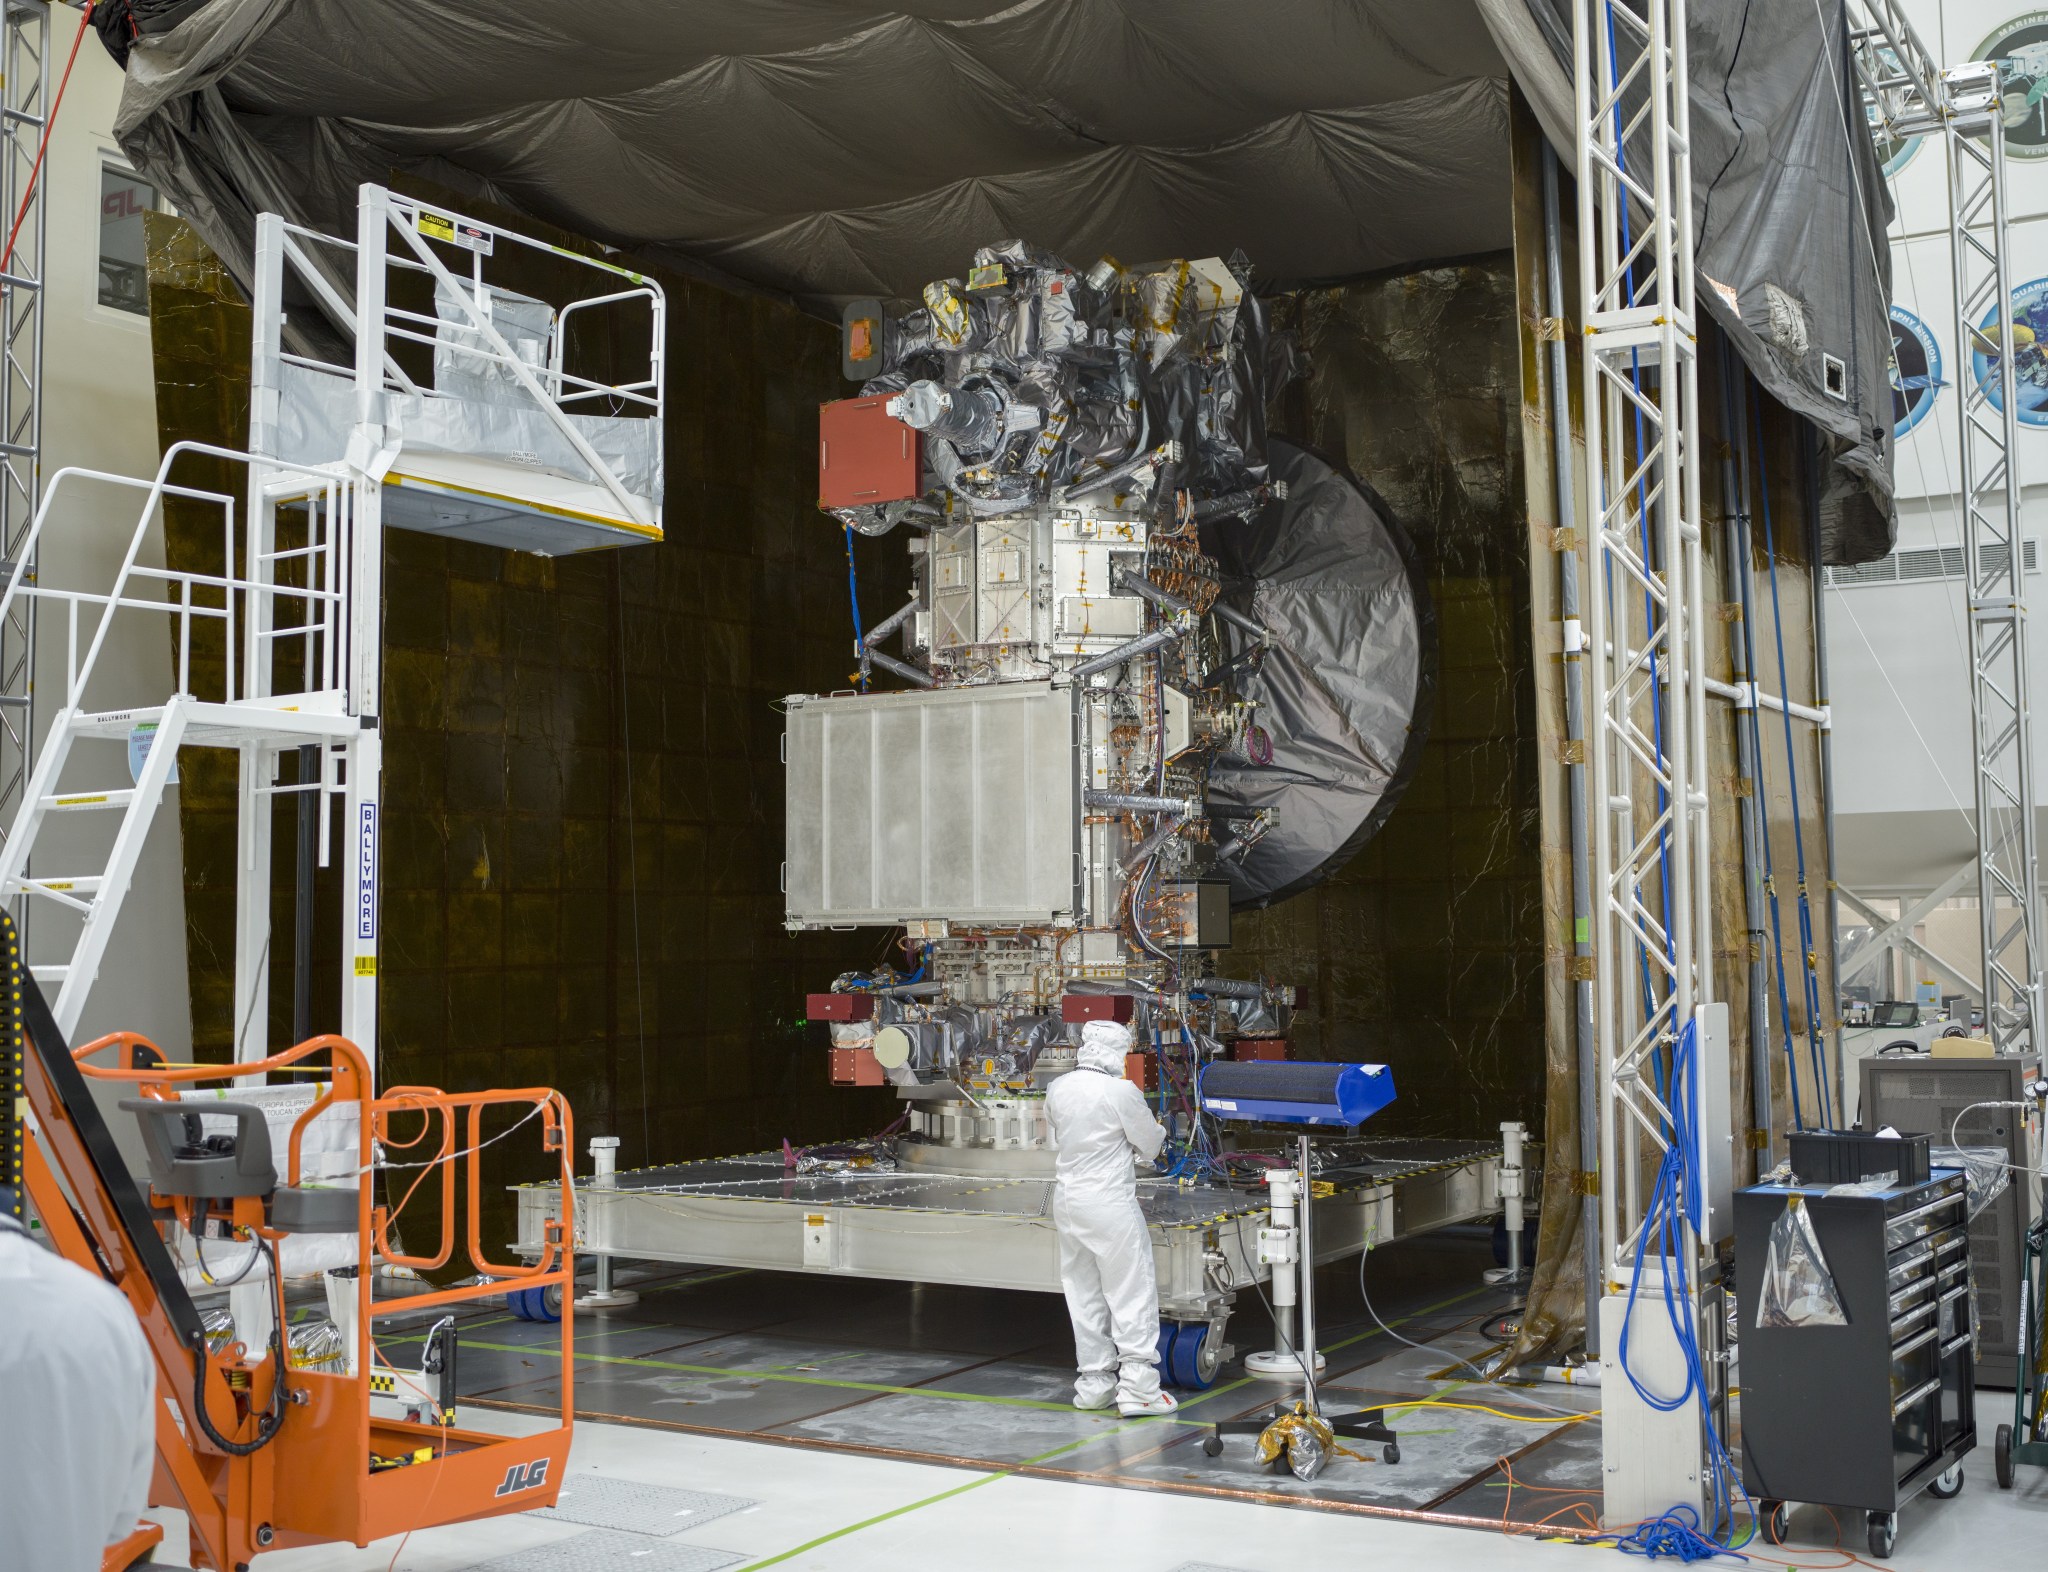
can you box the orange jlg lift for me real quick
[6,914,577,1571]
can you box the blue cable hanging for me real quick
[844,524,868,693]
[1750,391,1834,1130]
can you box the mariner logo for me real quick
[494,1458,550,1497]
[1888,305,1943,439]
[1978,12,2048,157]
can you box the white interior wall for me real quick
[26,24,192,1062]
[1827,0,2048,982]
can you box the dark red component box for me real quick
[829,1048,886,1087]
[807,993,874,1022]
[1061,993,1135,1024]
[819,396,920,510]
[1124,1052,1159,1091]
[1231,1038,1289,1062]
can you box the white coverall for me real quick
[1044,1021,1169,1405]
[0,1214,156,1572]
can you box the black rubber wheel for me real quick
[1202,1434,1223,1458]
[1866,1512,1896,1560]
[1928,1463,1963,1499]
[1383,1442,1400,1465]
[1760,1500,1788,1543]
[1997,1423,2015,1489]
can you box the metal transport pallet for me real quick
[514,1137,1503,1383]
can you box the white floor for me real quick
[142,1399,2048,1572]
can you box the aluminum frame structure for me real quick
[1574,0,1716,1524]
[1943,95,2041,1055]
[1575,0,1711,1275]
[0,1,48,902]
[1852,10,2043,1054]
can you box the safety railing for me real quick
[75,1030,577,1429]
[0,439,355,716]
[251,185,665,532]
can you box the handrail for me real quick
[74,1030,371,1187]
[0,442,353,716]
[373,187,660,527]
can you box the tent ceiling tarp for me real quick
[109,0,1895,561]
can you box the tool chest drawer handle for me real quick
[1892,1377,1941,1418]
[1888,1246,1934,1283]
[1938,1282,1971,1307]
[1891,1326,1939,1359]
[1941,1333,1973,1357]
[1888,1194,1964,1229]
[1889,1301,1937,1337]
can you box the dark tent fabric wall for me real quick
[106,0,1894,561]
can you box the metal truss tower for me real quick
[0,0,47,898]
[1852,8,2042,1055]
[1575,0,1711,1291]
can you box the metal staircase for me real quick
[0,442,368,1039]
[0,180,663,1067]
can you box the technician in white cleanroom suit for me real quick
[1045,1018,1175,1416]
[0,1207,156,1572]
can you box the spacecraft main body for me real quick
[786,244,1431,1177]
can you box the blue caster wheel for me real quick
[1168,1323,1222,1390]
[508,1284,562,1322]
[1157,1322,1180,1372]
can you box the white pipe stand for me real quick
[1484,1119,1528,1287]
[1244,1144,1325,1380]
[574,1135,639,1310]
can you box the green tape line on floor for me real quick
[732,1410,1187,1571]
[430,1279,1493,1417]
[722,1283,1500,1571]
[445,1338,1101,1411]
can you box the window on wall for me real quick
[98,163,159,315]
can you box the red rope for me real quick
[1,3,95,274]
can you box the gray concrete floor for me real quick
[136,1235,2047,1568]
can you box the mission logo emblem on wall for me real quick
[1978,13,2048,157]
[1888,305,1941,438]
[1971,277,2048,427]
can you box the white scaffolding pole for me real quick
[1945,90,2042,1055]
[1575,0,1710,1276]
[1575,0,1713,1522]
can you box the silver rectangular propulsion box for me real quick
[784,682,1080,928]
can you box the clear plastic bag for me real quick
[1932,1145,2011,1221]
[1756,1195,1849,1329]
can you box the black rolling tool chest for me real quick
[1735,1168,1975,1558]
